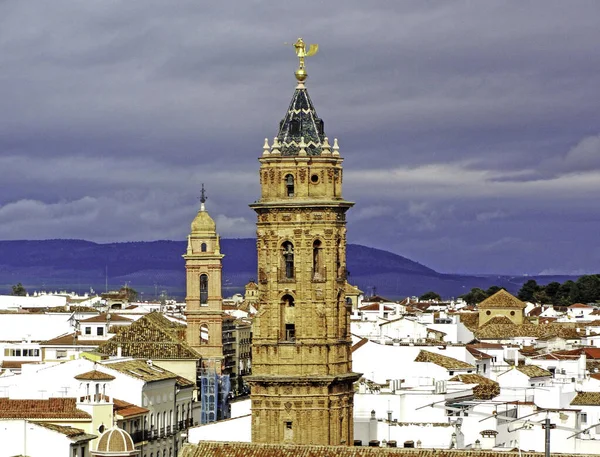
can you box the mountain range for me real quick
[0,239,578,300]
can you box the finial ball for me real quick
[295,68,307,82]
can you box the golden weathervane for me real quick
[293,37,318,82]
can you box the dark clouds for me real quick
[1,1,599,275]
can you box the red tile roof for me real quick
[179,441,600,457]
[0,398,91,420]
[74,370,116,381]
[569,303,591,309]
[42,332,106,346]
[79,313,132,323]
[113,398,149,418]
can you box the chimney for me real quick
[578,353,587,379]
[116,345,122,358]
[369,410,378,441]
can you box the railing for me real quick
[79,394,111,403]
[130,430,145,443]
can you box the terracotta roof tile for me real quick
[113,398,149,418]
[96,312,198,359]
[0,397,91,420]
[79,313,132,323]
[414,350,475,370]
[449,374,499,399]
[42,332,106,347]
[179,441,600,457]
[571,392,600,406]
[74,370,116,381]
[478,290,526,309]
[516,365,552,378]
[105,359,178,383]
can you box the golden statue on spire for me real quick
[293,37,318,82]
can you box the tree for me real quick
[11,283,27,296]
[485,286,503,297]
[461,288,488,306]
[420,291,441,301]
[518,279,539,302]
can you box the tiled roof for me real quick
[42,332,106,347]
[530,349,582,360]
[33,422,93,439]
[457,313,479,330]
[79,313,132,323]
[528,307,544,317]
[176,376,196,388]
[478,290,526,309]
[517,365,552,378]
[276,86,327,156]
[104,359,179,383]
[584,348,600,359]
[359,303,394,312]
[414,350,475,370]
[113,398,149,418]
[0,397,91,419]
[481,316,516,326]
[571,392,600,406]
[449,374,500,399]
[351,337,369,353]
[475,323,586,340]
[569,303,591,309]
[466,346,493,360]
[74,369,116,381]
[96,312,198,359]
[179,441,600,457]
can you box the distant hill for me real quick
[0,239,579,299]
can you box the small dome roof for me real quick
[191,209,216,234]
[96,427,135,453]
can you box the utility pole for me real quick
[542,415,555,457]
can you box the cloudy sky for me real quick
[1,1,599,275]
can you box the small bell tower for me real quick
[184,185,225,371]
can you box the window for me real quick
[57,350,67,359]
[289,119,300,134]
[486,310,491,316]
[282,294,295,307]
[285,323,296,341]
[201,243,207,252]
[581,412,588,423]
[97,327,104,336]
[312,240,322,279]
[200,324,209,344]
[285,174,294,197]
[200,274,208,305]
[317,118,324,135]
[85,327,91,335]
[282,241,294,279]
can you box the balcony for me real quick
[130,430,145,444]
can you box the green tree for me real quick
[544,282,561,305]
[576,275,600,303]
[485,286,503,297]
[420,291,442,301]
[518,279,539,302]
[11,283,27,296]
[461,288,488,305]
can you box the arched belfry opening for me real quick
[285,174,295,197]
[199,274,208,305]
[312,239,323,280]
[281,241,294,279]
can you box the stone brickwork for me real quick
[247,81,360,445]
[184,201,224,370]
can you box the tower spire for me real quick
[200,183,207,211]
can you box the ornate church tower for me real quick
[247,39,360,446]
[184,186,224,371]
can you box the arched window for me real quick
[200,324,209,344]
[282,242,294,279]
[200,274,208,305]
[201,243,207,252]
[285,174,294,197]
[282,294,295,307]
[313,240,322,279]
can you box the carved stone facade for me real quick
[183,200,224,372]
[247,81,360,445]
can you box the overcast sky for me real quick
[1,1,599,275]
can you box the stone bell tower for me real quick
[247,38,360,446]
[184,185,224,371]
